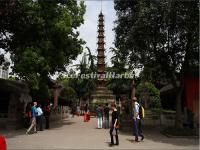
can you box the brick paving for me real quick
[1,116,199,150]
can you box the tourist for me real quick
[26,101,38,134]
[132,97,144,142]
[43,103,51,129]
[25,102,32,127]
[77,105,80,116]
[109,103,119,146]
[83,103,89,122]
[104,103,110,129]
[0,135,6,150]
[96,105,103,128]
[36,104,43,131]
[71,105,76,118]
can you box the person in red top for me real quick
[43,104,51,129]
[0,135,7,150]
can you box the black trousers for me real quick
[110,127,119,145]
[45,116,49,129]
[36,116,43,131]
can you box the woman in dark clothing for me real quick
[25,102,32,127]
[109,103,119,146]
[43,104,50,129]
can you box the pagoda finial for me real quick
[101,0,102,12]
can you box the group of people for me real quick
[96,97,144,146]
[25,97,144,145]
[25,101,51,134]
[96,103,110,129]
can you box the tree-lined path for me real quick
[2,116,198,150]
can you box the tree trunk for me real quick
[173,80,184,128]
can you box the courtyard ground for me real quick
[1,116,199,150]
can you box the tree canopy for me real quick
[114,0,199,128]
[0,0,86,89]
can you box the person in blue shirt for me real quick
[26,102,38,134]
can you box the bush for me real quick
[136,82,161,109]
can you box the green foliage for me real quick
[114,0,199,81]
[30,81,50,101]
[136,82,161,108]
[57,51,96,102]
[114,0,198,128]
[107,48,133,100]
[60,86,77,101]
[0,0,86,89]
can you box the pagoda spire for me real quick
[91,11,115,104]
[97,11,106,88]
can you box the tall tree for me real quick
[114,0,199,128]
[0,0,86,89]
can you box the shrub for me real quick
[136,82,161,109]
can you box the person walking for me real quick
[26,102,38,134]
[43,104,51,129]
[83,103,89,122]
[36,104,43,131]
[96,105,103,128]
[132,97,144,142]
[25,102,32,128]
[104,103,110,129]
[109,103,119,146]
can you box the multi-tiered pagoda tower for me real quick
[91,12,115,104]
[97,12,106,88]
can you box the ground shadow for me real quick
[0,118,75,139]
[120,126,199,147]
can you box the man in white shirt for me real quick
[36,104,43,131]
[132,97,144,142]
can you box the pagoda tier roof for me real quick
[97,48,105,50]
[97,55,105,58]
[97,35,105,38]
[99,12,104,17]
[99,17,104,20]
[98,29,104,32]
[97,56,105,58]
[97,41,105,44]
[98,24,104,27]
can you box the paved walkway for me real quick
[1,116,199,150]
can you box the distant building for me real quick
[0,58,9,79]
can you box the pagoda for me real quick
[91,12,115,104]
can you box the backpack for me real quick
[139,105,145,119]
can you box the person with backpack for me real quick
[132,97,144,142]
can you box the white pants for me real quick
[27,118,36,133]
[97,117,103,128]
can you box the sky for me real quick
[71,0,117,68]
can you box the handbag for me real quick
[115,122,120,129]
[112,129,116,136]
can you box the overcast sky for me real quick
[71,0,116,68]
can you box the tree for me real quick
[63,52,96,104]
[0,0,86,90]
[86,46,96,72]
[107,47,133,100]
[114,0,199,128]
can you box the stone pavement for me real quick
[1,116,199,150]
